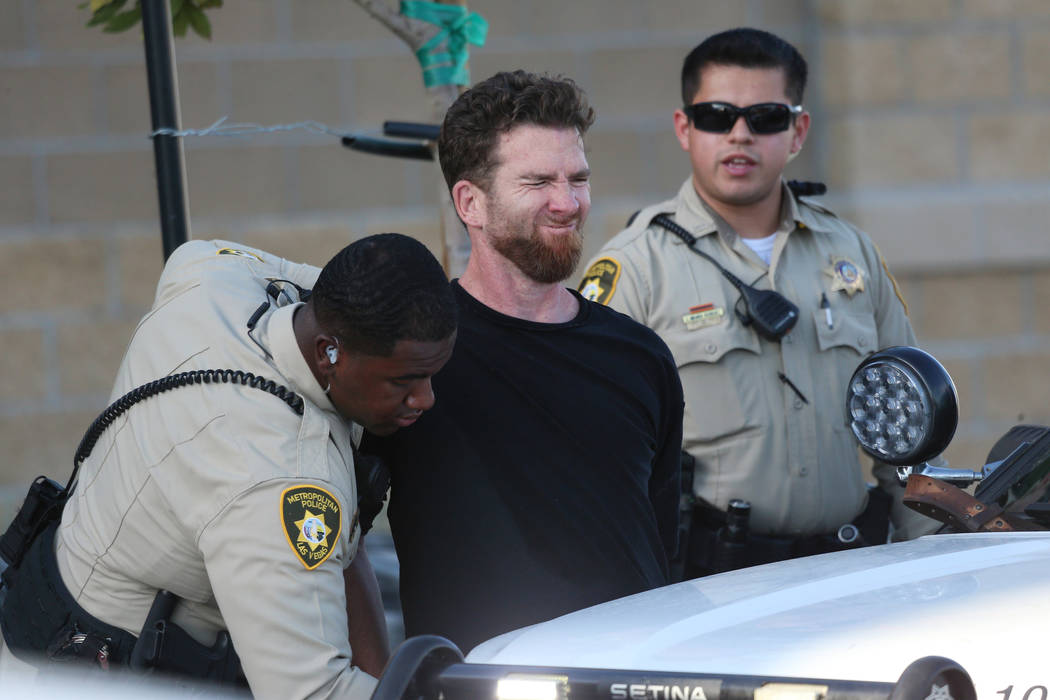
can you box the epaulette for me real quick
[789,181,839,220]
[624,201,675,236]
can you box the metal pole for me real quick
[141,0,190,261]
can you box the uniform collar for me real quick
[671,177,825,242]
[265,303,338,415]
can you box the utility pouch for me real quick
[0,476,66,573]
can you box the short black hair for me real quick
[311,233,456,356]
[681,28,808,106]
[438,70,595,194]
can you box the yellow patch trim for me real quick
[577,257,622,305]
[280,484,342,571]
[874,243,909,316]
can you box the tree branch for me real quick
[350,0,438,50]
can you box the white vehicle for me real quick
[372,348,1050,700]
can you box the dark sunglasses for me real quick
[684,101,803,135]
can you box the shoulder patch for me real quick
[281,485,343,570]
[217,247,263,262]
[578,257,621,305]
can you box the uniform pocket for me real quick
[665,322,761,443]
[813,309,878,356]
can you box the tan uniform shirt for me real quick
[54,240,376,699]
[581,179,925,537]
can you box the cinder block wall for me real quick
[2,0,1049,526]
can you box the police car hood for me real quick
[468,533,1050,694]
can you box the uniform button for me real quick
[793,398,803,409]
[858,336,868,347]
[705,343,717,354]
[800,466,809,476]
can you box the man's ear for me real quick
[673,109,692,152]
[451,180,486,229]
[790,111,811,155]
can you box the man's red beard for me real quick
[492,222,584,284]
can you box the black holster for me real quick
[0,522,245,687]
[683,487,892,579]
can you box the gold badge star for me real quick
[823,255,865,297]
[295,510,330,552]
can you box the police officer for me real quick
[579,28,936,578]
[0,235,457,697]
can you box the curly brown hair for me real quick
[437,70,595,194]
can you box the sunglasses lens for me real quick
[691,103,737,132]
[746,104,791,134]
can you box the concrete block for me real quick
[179,0,276,45]
[1022,31,1050,98]
[232,227,357,269]
[0,329,46,402]
[755,0,812,26]
[47,150,159,224]
[470,51,582,87]
[0,65,98,139]
[978,194,1050,266]
[117,233,165,311]
[184,146,290,217]
[104,60,220,136]
[36,3,138,51]
[820,37,905,107]
[841,200,981,271]
[940,357,975,426]
[912,271,1024,340]
[58,319,138,395]
[349,54,433,126]
[231,59,344,126]
[588,47,688,120]
[643,1,748,32]
[290,0,377,42]
[295,143,430,211]
[961,0,1050,19]
[464,0,525,40]
[0,0,25,51]
[1036,270,1050,334]
[815,0,953,25]
[969,111,1050,181]
[0,156,36,227]
[583,130,645,204]
[0,410,101,489]
[908,33,1011,102]
[517,0,644,34]
[0,236,107,313]
[827,114,957,187]
[982,353,1050,425]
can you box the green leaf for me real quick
[103,5,141,33]
[185,4,212,40]
[198,0,223,8]
[172,7,190,37]
[87,0,127,27]
[170,0,185,18]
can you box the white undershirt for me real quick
[741,232,777,265]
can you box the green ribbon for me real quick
[401,0,488,88]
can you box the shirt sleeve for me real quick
[579,245,650,322]
[198,479,377,700]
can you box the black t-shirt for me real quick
[363,281,684,653]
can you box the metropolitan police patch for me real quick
[281,485,342,570]
[578,257,621,305]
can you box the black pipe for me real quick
[141,0,189,261]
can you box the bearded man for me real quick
[361,71,684,653]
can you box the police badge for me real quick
[823,255,865,297]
